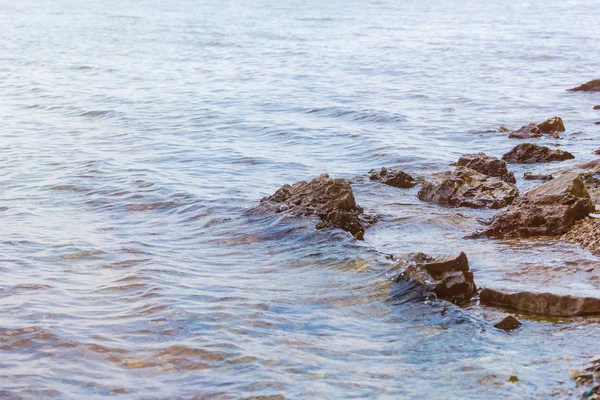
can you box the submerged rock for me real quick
[493,315,522,331]
[392,251,476,305]
[508,123,541,139]
[418,167,518,209]
[255,174,366,239]
[480,172,594,238]
[480,288,600,317]
[457,153,516,184]
[369,167,417,188]
[502,143,574,164]
[569,79,600,92]
[523,172,554,181]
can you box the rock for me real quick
[569,79,600,92]
[457,153,516,184]
[369,167,417,188]
[392,251,476,304]
[480,288,600,317]
[502,143,574,164]
[594,106,600,110]
[255,174,366,239]
[562,217,600,255]
[595,122,600,125]
[523,172,554,181]
[537,116,565,138]
[418,167,518,209]
[480,172,594,238]
[509,123,541,139]
[499,126,509,132]
[493,315,522,331]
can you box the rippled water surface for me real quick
[1,0,600,398]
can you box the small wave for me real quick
[301,106,407,124]
[79,110,117,119]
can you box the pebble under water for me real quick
[1,0,600,398]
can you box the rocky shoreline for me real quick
[252,79,600,396]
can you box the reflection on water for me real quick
[1,0,600,397]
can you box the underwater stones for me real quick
[480,288,600,317]
[493,315,522,331]
[456,152,516,184]
[502,143,574,164]
[569,79,600,92]
[392,251,476,305]
[256,174,366,239]
[369,167,417,188]
[523,172,554,181]
[418,166,518,209]
[508,122,541,139]
[481,172,594,238]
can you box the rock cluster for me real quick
[369,167,417,188]
[392,252,476,305]
[255,174,366,239]
[502,143,574,164]
[508,117,565,139]
[418,166,518,209]
[481,173,594,238]
[457,153,516,184]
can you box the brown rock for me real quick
[562,217,600,256]
[502,143,574,164]
[480,172,594,238]
[523,172,554,181]
[254,174,366,239]
[494,315,522,331]
[418,167,518,209]
[369,167,416,188]
[537,116,565,138]
[594,105,600,110]
[569,79,600,92]
[392,252,476,304]
[499,126,509,132]
[509,123,541,139]
[457,153,516,184]
[480,288,600,317]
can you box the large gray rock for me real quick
[457,153,516,184]
[392,252,476,305]
[480,288,600,317]
[569,79,600,92]
[481,172,594,238]
[418,166,518,209]
[254,174,366,239]
[502,143,574,164]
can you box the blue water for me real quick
[1,0,600,398]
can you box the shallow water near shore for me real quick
[1,0,600,398]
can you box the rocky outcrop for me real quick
[562,217,600,255]
[508,117,565,139]
[523,172,554,181]
[494,316,522,331]
[392,252,476,305]
[502,143,574,164]
[418,167,518,209]
[369,167,417,188]
[480,288,600,317]
[569,79,600,92]
[480,172,594,238]
[254,174,366,239]
[508,123,541,139]
[537,116,565,136]
[457,153,516,184]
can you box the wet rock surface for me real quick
[392,251,476,305]
[502,143,574,164]
[418,166,518,209]
[537,116,565,137]
[255,174,366,239]
[457,152,516,184]
[562,217,600,256]
[480,288,600,317]
[508,122,541,139]
[369,167,417,188]
[594,105,600,110]
[508,117,565,139]
[523,172,554,181]
[569,79,600,92]
[480,173,594,238]
[570,356,600,399]
[493,315,522,331]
